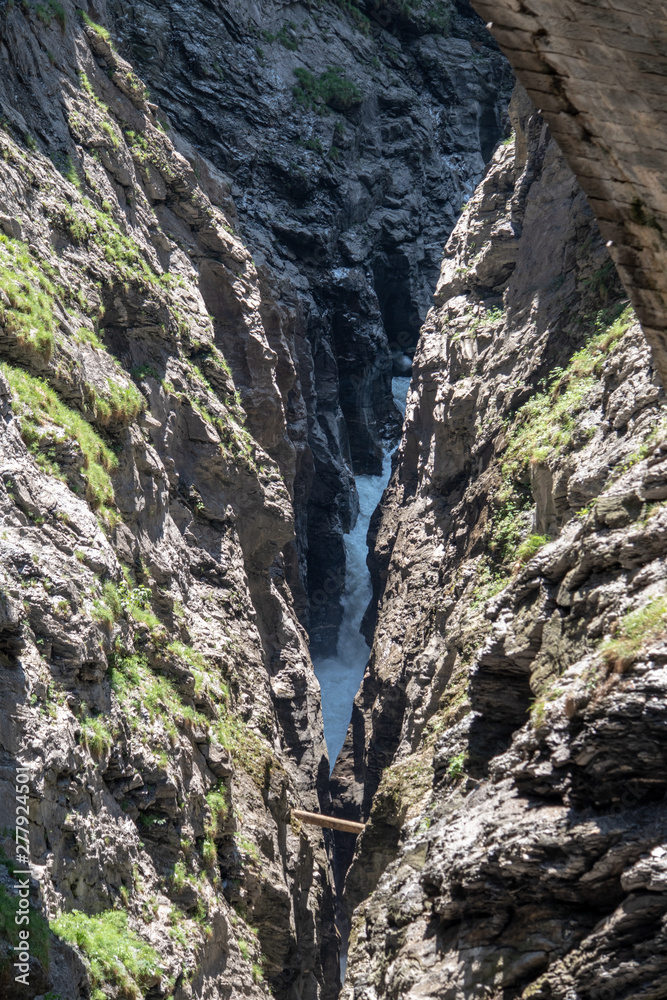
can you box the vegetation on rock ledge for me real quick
[1,360,117,510]
[51,909,162,1000]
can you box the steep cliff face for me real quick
[0,5,337,998]
[3,1,666,998]
[0,2,519,995]
[338,88,667,998]
[103,0,513,650]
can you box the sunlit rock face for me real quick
[0,4,336,997]
[0,1,514,995]
[337,85,667,1000]
[471,0,667,384]
[3,2,667,999]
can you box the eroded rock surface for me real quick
[338,86,667,999]
[104,0,513,650]
[471,0,667,385]
[0,3,337,997]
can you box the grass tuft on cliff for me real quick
[205,789,229,838]
[51,909,161,1000]
[35,0,66,29]
[332,0,371,32]
[93,580,162,634]
[602,596,667,670]
[503,305,635,481]
[110,649,212,744]
[0,235,58,359]
[78,10,112,45]
[1,361,117,510]
[80,710,114,758]
[516,533,551,564]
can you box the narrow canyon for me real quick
[0,2,665,999]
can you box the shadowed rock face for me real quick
[471,0,667,384]
[105,0,513,651]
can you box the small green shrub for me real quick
[92,580,125,627]
[485,305,504,323]
[100,120,120,149]
[293,66,362,114]
[80,713,113,758]
[487,487,532,564]
[205,789,228,838]
[581,258,617,303]
[235,834,259,861]
[171,861,187,890]
[275,21,301,50]
[138,812,167,829]
[516,534,551,564]
[50,203,94,245]
[55,153,82,189]
[530,681,565,727]
[446,751,467,780]
[51,909,161,999]
[299,137,323,154]
[201,834,217,868]
[470,559,508,607]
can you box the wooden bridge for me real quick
[292,809,365,835]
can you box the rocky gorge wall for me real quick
[0,3,339,997]
[103,0,513,650]
[3,2,667,1000]
[337,86,667,999]
[0,1,514,997]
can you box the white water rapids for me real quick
[314,376,411,770]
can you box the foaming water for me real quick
[314,376,411,770]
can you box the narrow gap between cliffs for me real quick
[312,374,411,774]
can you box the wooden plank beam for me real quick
[292,809,366,835]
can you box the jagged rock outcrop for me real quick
[103,0,513,650]
[471,0,667,386]
[4,0,666,997]
[0,4,338,997]
[337,86,667,998]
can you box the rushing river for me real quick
[314,376,411,770]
